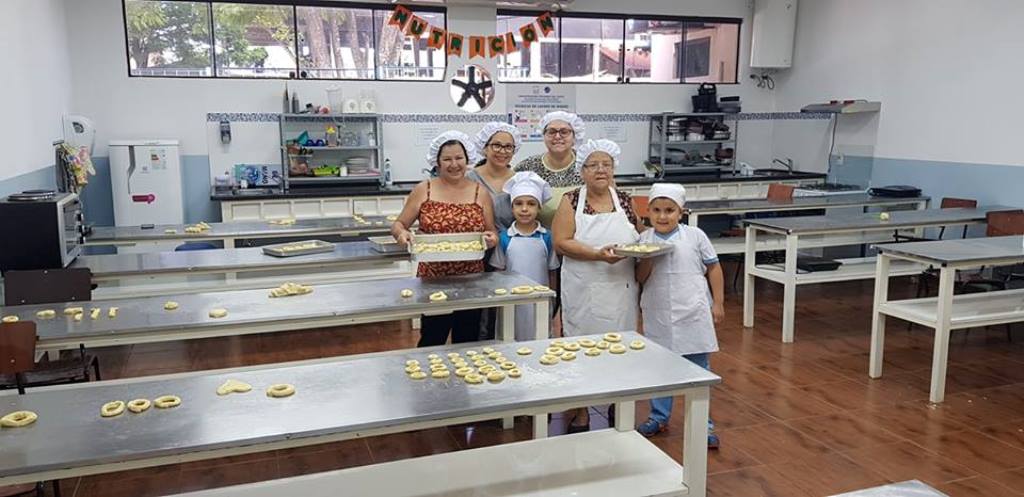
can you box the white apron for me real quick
[561,187,640,337]
[639,228,719,355]
[504,234,552,341]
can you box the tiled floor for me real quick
[21,277,1024,496]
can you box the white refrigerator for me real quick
[109,140,185,227]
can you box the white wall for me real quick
[66,0,782,183]
[0,0,73,182]
[773,0,1024,168]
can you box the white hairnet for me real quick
[539,111,586,140]
[474,122,520,156]
[649,183,687,208]
[575,139,620,172]
[426,130,478,169]
[503,171,553,204]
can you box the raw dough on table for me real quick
[516,347,532,355]
[429,357,444,365]
[532,285,550,292]
[478,365,497,374]
[64,307,84,315]
[409,371,427,380]
[36,310,56,320]
[430,364,448,372]
[100,401,126,418]
[154,395,182,408]
[455,367,474,377]
[269,282,313,298]
[405,365,422,374]
[560,352,577,361]
[562,342,581,351]
[464,373,484,384]
[629,340,646,350]
[73,313,83,322]
[550,340,565,348]
[578,338,596,348]
[429,291,448,302]
[447,352,461,359]
[486,371,506,383]
[0,410,37,428]
[596,341,611,350]
[466,350,479,356]
[405,359,420,367]
[539,354,559,365]
[493,288,508,295]
[511,286,534,295]
[431,370,451,379]
[90,308,101,320]
[427,354,440,360]
[411,240,484,254]
[165,229,177,234]
[386,215,398,222]
[603,333,622,343]
[482,347,495,354]
[209,308,228,319]
[107,307,119,318]
[1,316,18,323]
[545,347,563,356]
[400,289,414,298]
[127,399,152,413]
[487,351,502,359]
[584,348,601,357]
[265,384,295,398]
[507,368,522,378]
[609,344,627,354]
[164,301,179,311]
[473,359,488,367]
[216,379,253,395]
[617,243,660,253]
[500,362,517,370]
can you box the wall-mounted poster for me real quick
[506,85,576,143]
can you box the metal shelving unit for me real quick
[279,113,384,190]
[648,112,739,176]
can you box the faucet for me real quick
[772,158,794,172]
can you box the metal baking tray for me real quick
[409,232,486,263]
[261,239,335,258]
[368,236,408,254]
[613,242,675,259]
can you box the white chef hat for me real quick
[539,111,586,140]
[474,122,520,155]
[502,171,553,204]
[649,183,687,208]
[426,130,478,169]
[575,139,621,172]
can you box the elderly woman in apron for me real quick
[552,139,644,432]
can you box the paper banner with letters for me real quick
[391,5,552,59]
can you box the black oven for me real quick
[0,191,84,271]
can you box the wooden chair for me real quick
[766,183,796,201]
[0,322,63,497]
[633,196,650,225]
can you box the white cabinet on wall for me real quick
[750,0,798,68]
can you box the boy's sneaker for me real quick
[708,432,721,449]
[637,419,667,437]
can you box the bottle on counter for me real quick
[283,86,290,114]
[383,158,393,187]
[291,92,300,114]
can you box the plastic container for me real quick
[326,87,343,114]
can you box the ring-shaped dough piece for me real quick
[486,371,506,383]
[428,291,448,302]
[550,340,566,348]
[473,359,488,367]
[455,367,474,377]
[466,350,478,356]
[431,369,451,379]
[1,316,18,323]
[478,365,497,374]
[0,410,37,428]
[544,347,563,356]
[100,401,126,418]
[464,373,484,384]
[430,364,449,372]
[482,347,495,354]
[127,399,152,413]
[209,308,228,319]
[533,285,550,292]
[584,347,602,357]
[154,395,183,408]
[163,301,179,311]
[510,285,534,295]
[609,344,627,354]
[629,340,646,350]
[500,361,517,370]
[507,368,522,378]
[603,332,623,343]
[427,353,440,360]
[35,310,56,320]
[493,288,508,295]
[560,351,577,361]
[451,360,468,369]
[405,365,422,374]
[578,338,597,348]
[216,379,253,395]
[562,342,581,351]
[487,351,502,359]
[447,352,461,358]
[516,347,532,355]
[265,384,295,398]
[429,358,444,365]
[539,354,559,365]
[406,359,420,367]
[400,289,414,298]
[409,371,427,380]
[596,341,611,350]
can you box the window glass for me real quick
[682,21,739,83]
[296,6,374,79]
[624,19,681,83]
[375,9,446,80]
[496,14,559,82]
[125,0,213,77]
[213,3,296,78]
[559,17,623,83]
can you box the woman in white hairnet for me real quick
[551,138,644,432]
[391,130,499,347]
[515,111,586,226]
[468,122,519,232]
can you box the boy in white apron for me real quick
[489,172,559,341]
[636,183,725,448]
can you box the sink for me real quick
[753,168,795,176]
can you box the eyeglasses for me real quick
[582,163,614,171]
[544,128,574,138]
[487,143,515,153]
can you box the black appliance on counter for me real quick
[0,190,84,271]
[869,185,922,198]
[691,83,718,113]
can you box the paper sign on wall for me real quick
[596,123,628,143]
[507,85,577,143]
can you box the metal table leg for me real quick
[742,226,757,328]
[682,387,710,497]
[781,233,799,343]
[929,266,956,403]
[869,253,891,378]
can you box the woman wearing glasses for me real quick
[552,139,644,432]
[514,111,586,226]
[468,122,520,233]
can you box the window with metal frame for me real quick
[124,0,214,77]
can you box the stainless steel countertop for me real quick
[830,480,948,497]
[875,235,1024,266]
[744,206,1015,234]
[0,272,551,346]
[687,193,927,213]
[73,241,406,278]
[87,216,393,243]
[0,332,720,480]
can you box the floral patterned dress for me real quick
[416,181,487,278]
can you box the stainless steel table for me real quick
[687,193,929,227]
[743,206,1014,342]
[0,332,720,496]
[85,215,393,249]
[870,236,1024,403]
[0,272,552,353]
[830,480,949,497]
[73,241,410,298]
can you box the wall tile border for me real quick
[208,111,833,123]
